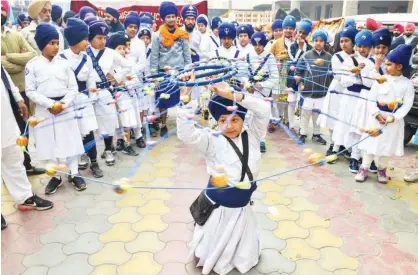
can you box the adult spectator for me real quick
[104,7,124,33]
[21,0,64,54]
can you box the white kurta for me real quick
[209,46,247,88]
[60,49,98,137]
[246,50,279,98]
[237,43,256,57]
[177,96,271,275]
[25,55,84,160]
[317,51,350,131]
[209,33,221,53]
[358,75,414,156]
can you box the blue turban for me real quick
[34,23,59,51]
[282,15,296,29]
[237,24,254,37]
[64,18,88,46]
[387,44,412,69]
[139,13,153,29]
[17,12,30,25]
[107,32,129,49]
[84,16,99,26]
[159,1,178,21]
[340,27,357,44]
[372,28,391,47]
[355,29,373,47]
[312,30,327,42]
[79,6,96,20]
[88,20,109,41]
[208,95,247,121]
[124,13,140,28]
[63,11,76,24]
[231,21,239,29]
[181,4,198,19]
[298,18,312,35]
[105,7,120,20]
[211,16,222,30]
[138,28,152,38]
[251,32,268,47]
[344,18,356,28]
[51,5,62,22]
[272,19,283,31]
[197,15,208,26]
[219,22,236,39]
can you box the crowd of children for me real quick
[1,0,418,273]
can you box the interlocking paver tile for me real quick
[89,242,131,266]
[340,235,381,257]
[262,192,291,206]
[125,232,166,253]
[132,215,168,233]
[95,189,128,201]
[40,224,79,245]
[252,199,269,214]
[255,249,296,274]
[54,207,89,224]
[328,217,362,236]
[158,222,192,242]
[185,261,203,275]
[334,269,358,275]
[296,211,330,229]
[62,232,104,255]
[115,195,147,207]
[2,253,26,275]
[86,201,119,216]
[378,243,416,267]
[358,255,400,275]
[257,180,285,193]
[273,221,309,239]
[2,231,42,255]
[305,227,343,249]
[23,243,67,268]
[380,215,417,233]
[260,229,286,251]
[395,232,418,256]
[17,215,56,235]
[48,254,93,275]
[90,264,118,275]
[138,200,171,215]
[2,201,17,215]
[281,238,320,261]
[154,241,190,264]
[142,189,173,201]
[159,262,189,275]
[256,213,279,230]
[291,259,333,275]
[65,195,97,208]
[99,223,138,243]
[281,185,309,198]
[288,197,319,212]
[75,214,112,234]
[78,183,106,195]
[118,252,162,275]
[266,205,299,221]
[108,207,143,224]
[318,247,359,272]
[161,206,193,223]
[21,266,48,275]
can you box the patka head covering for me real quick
[372,28,391,47]
[27,0,50,19]
[386,44,412,69]
[297,18,312,35]
[64,18,88,46]
[251,32,268,47]
[17,12,31,25]
[311,30,327,42]
[355,29,373,47]
[124,12,140,28]
[51,4,62,22]
[208,95,247,121]
[79,6,96,20]
[197,14,208,26]
[159,1,178,22]
[282,15,296,29]
[340,27,357,44]
[181,4,197,19]
[63,10,75,24]
[107,32,129,49]
[88,20,109,41]
[237,24,254,37]
[211,16,222,30]
[272,19,283,31]
[344,18,356,28]
[219,22,236,39]
[138,27,151,38]
[34,22,59,51]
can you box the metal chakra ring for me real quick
[175,63,238,87]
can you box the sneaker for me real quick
[349,158,360,173]
[160,126,168,137]
[369,161,378,173]
[102,151,115,166]
[195,106,202,115]
[203,110,209,120]
[299,135,307,144]
[312,134,327,145]
[18,194,54,211]
[136,137,146,148]
[326,143,334,156]
[268,123,276,133]
[260,141,266,153]
[377,168,388,184]
[45,177,63,195]
[122,144,139,156]
[116,139,125,151]
[90,162,104,178]
[338,146,351,160]
[1,215,7,230]
[404,171,418,183]
[78,153,89,170]
[111,145,117,155]
[355,167,368,182]
[68,175,87,191]
[26,166,46,176]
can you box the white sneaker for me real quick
[404,171,418,183]
[355,167,368,182]
[78,153,89,170]
[104,150,115,166]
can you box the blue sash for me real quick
[369,57,385,75]
[215,49,240,58]
[210,36,219,48]
[60,53,89,94]
[335,53,344,63]
[376,101,403,113]
[146,48,151,59]
[86,47,109,89]
[191,48,200,63]
[347,84,371,93]
[246,53,271,83]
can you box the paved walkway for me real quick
[2,118,418,275]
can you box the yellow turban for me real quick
[28,0,51,19]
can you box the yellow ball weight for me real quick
[326,154,338,163]
[211,174,228,188]
[16,136,28,146]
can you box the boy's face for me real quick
[218,114,244,139]
[126,24,138,39]
[297,30,306,40]
[90,35,106,50]
[273,28,283,40]
[213,28,219,36]
[284,26,294,38]
[222,37,233,49]
[165,14,177,28]
[75,38,89,52]
[264,29,272,40]
[239,33,250,47]
[141,35,151,47]
[43,39,59,57]
[115,45,126,56]
[356,45,371,57]
[375,44,389,55]
[254,43,264,55]
[197,23,206,34]
[340,37,353,53]
[385,60,402,76]
[313,37,324,51]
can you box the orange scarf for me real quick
[159,24,189,48]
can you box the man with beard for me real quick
[390,24,405,50]
[104,7,124,33]
[21,0,64,55]
[150,1,191,137]
[2,1,45,176]
[181,4,202,63]
[403,23,418,49]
